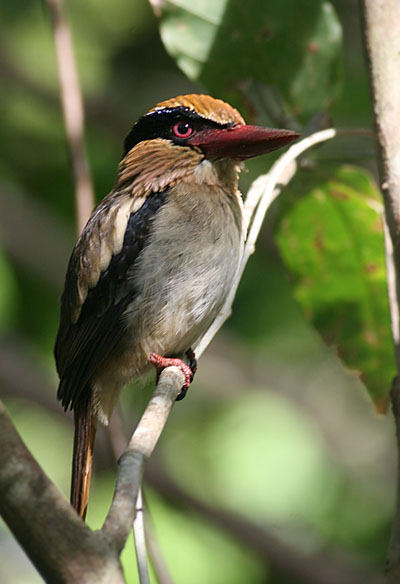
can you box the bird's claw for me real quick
[148,352,196,400]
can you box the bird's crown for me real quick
[123,94,244,156]
[149,94,244,126]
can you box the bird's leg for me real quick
[148,348,197,400]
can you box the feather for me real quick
[55,190,168,411]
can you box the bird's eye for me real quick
[172,122,194,139]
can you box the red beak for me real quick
[187,124,300,160]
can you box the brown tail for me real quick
[71,395,96,520]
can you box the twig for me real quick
[359,2,400,581]
[144,509,175,584]
[99,124,372,574]
[45,0,94,232]
[133,488,151,584]
[108,412,174,584]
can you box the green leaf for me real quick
[275,165,394,402]
[152,0,343,118]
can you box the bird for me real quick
[55,94,299,520]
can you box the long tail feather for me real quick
[71,394,96,520]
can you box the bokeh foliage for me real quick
[0,1,394,583]
[154,0,343,119]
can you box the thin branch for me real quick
[102,366,184,553]
[100,124,374,570]
[133,488,151,584]
[45,0,95,232]
[144,509,175,584]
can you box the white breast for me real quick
[124,179,244,359]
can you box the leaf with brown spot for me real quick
[276,164,394,403]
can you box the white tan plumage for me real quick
[55,93,299,518]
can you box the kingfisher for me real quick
[55,94,299,519]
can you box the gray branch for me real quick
[0,402,124,584]
[0,366,183,583]
[102,367,184,553]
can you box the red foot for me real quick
[148,353,193,390]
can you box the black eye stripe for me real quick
[123,107,230,156]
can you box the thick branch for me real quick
[0,401,124,584]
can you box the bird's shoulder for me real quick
[64,192,143,324]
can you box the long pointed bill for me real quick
[188,125,300,160]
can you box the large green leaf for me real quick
[151,0,343,119]
[275,165,394,403]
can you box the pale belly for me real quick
[124,187,243,360]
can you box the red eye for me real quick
[172,122,194,138]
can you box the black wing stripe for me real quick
[56,190,167,410]
[57,292,134,409]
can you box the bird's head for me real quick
[117,94,299,195]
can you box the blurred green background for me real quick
[0,0,395,582]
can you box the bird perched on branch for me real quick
[55,94,299,519]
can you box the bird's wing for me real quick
[55,190,167,411]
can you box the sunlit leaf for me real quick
[151,0,343,118]
[276,165,394,401]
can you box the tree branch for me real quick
[45,0,95,232]
[359,2,400,581]
[102,367,184,554]
[0,401,124,584]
